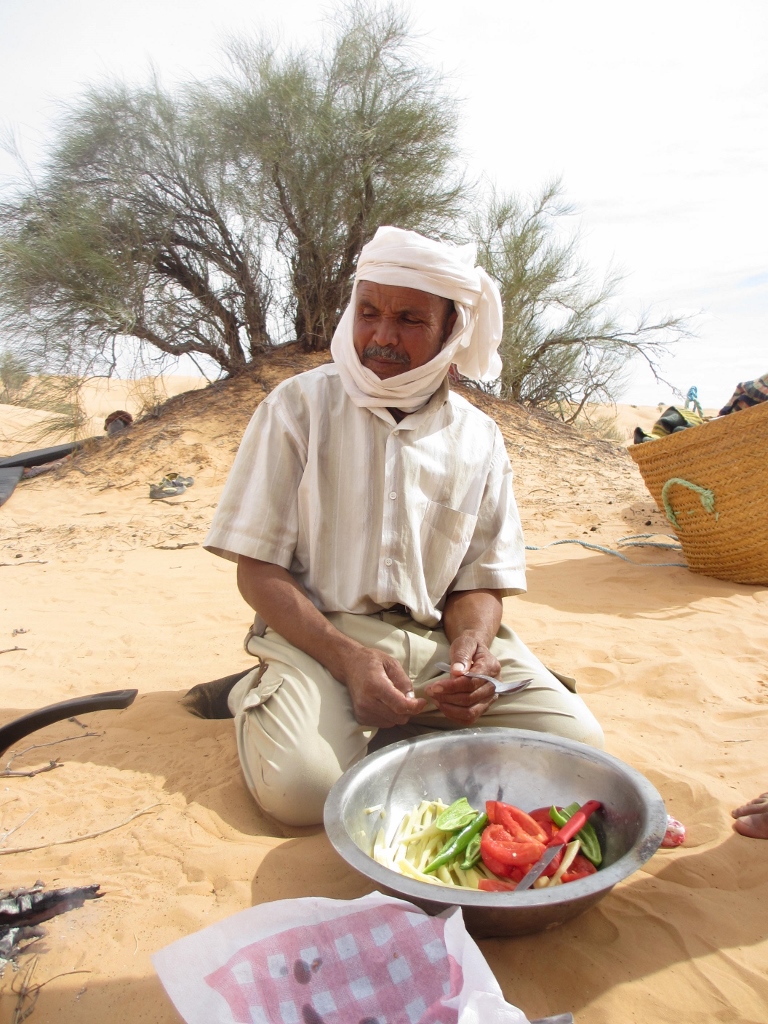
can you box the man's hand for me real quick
[425,637,500,724]
[237,558,425,728]
[428,588,505,724]
[342,647,427,728]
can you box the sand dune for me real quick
[0,354,765,1023]
[0,375,208,457]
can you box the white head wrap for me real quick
[330,226,503,412]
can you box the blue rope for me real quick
[616,534,683,551]
[525,537,687,567]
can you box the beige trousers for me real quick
[229,610,604,826]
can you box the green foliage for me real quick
[0,2,463,373]
[220,3,464,348]
[470,180,688,416]
[0,79,272,377]
[0,351,30,403]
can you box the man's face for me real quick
[353,281,458,380]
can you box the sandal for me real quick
[148,473,195,499]
[164,473,194,488]
[149,481,186,499]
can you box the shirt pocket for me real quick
[420,499,478,599]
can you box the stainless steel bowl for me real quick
[324,727,667,937]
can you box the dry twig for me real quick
[0,809,38,845]
[2,733,101,776]
[0,762,62,779]
[11,959,92,1024]
[0,803,162,856]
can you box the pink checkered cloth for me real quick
[205,902,461,1024]
[153,892,530,1024]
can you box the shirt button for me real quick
[385,557,393,566]
[389,491,397,499]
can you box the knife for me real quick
[515,799,602,892]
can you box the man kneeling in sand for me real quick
[201,227,603,826]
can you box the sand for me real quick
[0,375,208,457]
[0,354,766,1023]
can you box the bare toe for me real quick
[732,812,768,839]
[731,793,768,819]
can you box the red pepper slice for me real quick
[486,801,548,843]
[561,853,597,884]
[480,824,546,869]
[478,878,518,892]
[528,807,559,840]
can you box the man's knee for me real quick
[568,714,605,750]
[237,715,344,827]
[252,767,336,827]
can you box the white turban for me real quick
[330,226,503,412]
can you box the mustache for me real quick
[362,344,410,365]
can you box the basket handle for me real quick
[661,477,717,528]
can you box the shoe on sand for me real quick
[180,668,254,719]
[149,473,194,499]
[149,481,186,499]
[165,472,194,488]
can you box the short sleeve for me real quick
[203,391,306,566]
[450,428,527,595]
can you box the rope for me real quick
[616,533,683,551]
[525,538,687,567]
[660,477,717,528]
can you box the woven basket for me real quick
[629,401,768,585]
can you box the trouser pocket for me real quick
[237,661,283,712]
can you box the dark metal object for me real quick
[0,689,138,757]
[0,441,85,470]
[324,727,667,938]
[0,466,23,506]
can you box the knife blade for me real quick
[515,799,602,892]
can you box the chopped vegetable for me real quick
[424,811,488,874]
[560,852,597,883]
[370,794,605,893]
[478,877,517,892]
[480,823,546,874]
[549,840,581,886]
[550,802,602,866]
[435,797,477,831]
[487,801,548,843]
[460,832,482,870]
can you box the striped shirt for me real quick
[204,364,526,627]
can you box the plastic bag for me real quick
[153,890,531,1024]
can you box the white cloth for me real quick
[204,365,526,627]
[153,893,532,1024]
[331,225,503,413]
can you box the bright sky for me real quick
[1,0,766,406]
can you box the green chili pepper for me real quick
[460,832,482,870]
[424,811,488,874]
[436,797,477,832]
[550,802,602,866]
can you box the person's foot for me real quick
[180,669,253,719]
[731,793,768,838]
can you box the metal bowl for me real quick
[324,727,667,937]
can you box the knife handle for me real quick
[549,799,602,847]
